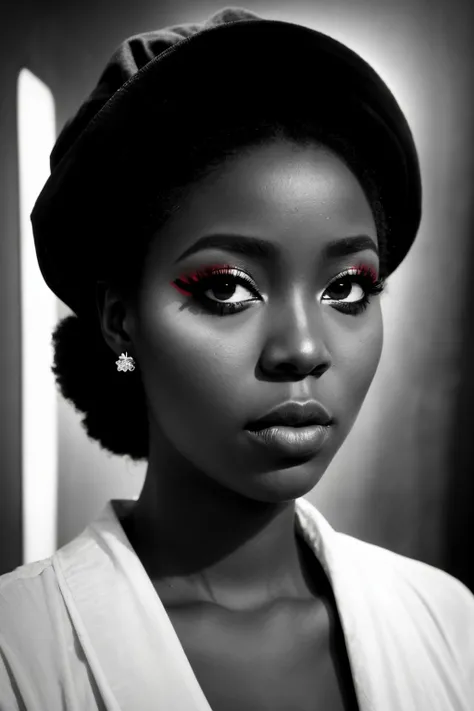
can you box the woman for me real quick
[1,7,473,711]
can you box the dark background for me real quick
[1,0,473,590]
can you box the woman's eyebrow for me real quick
[174,233,378,264]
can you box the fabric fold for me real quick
[1,496,473,710]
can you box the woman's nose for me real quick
[257,291,332,380]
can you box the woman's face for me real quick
[126,141,384,502]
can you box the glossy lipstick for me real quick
[246,424,330,457]
[245,400,333,458]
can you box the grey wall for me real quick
[0,13,22,574]
[1,0,473,588]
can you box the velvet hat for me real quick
[31,6,422,318]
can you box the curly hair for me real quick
[51,111,389,462]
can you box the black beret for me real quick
[31,6,422,318]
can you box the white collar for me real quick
[51,497,398,711]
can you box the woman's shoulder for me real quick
[0,554,68,657]
[336,529,474,668]
[298,498,474,608]
[0,555,54,585]
[0,555,61,613]
[336,528,474,604]
[0,554,103,709]
[0,556,58,612]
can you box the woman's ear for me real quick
[95,280,135,358]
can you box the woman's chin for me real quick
[224,458,330,504]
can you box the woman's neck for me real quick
[120,452,324,611]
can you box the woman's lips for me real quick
[245,424,331,457]
[245,400,333,431]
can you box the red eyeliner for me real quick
[171,262,381,299]
[348,264,379,282]
[171,263,233,296]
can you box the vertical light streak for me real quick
[17,68,57,563]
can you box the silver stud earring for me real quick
[116,352,135,372]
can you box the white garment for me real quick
[0,497,473,710]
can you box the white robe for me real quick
[0,497,473,710]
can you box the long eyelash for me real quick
[325,265,386,316]
[171,265,260,315]
[172,263,386,318]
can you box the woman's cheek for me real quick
[347,311,384,397]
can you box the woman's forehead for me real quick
[149,142,378,267]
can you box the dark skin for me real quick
[97,141,383,710]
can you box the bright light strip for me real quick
[17,68,58,564]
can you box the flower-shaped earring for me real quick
[116,352,135,372]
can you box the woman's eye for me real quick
[172,265,383,318]
[202,275,256,304]
[322,277,365,303]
